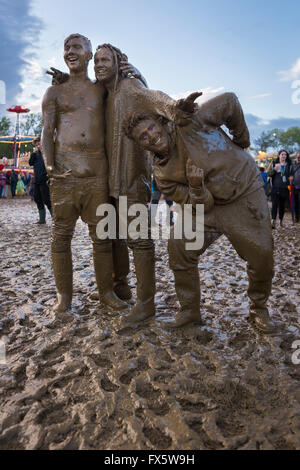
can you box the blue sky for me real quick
[1,0,300,141]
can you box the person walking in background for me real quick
[10,170,18,198]
[269,149,294,228]
[259,167,270,197]
[293,152,300,223]
[2,172,9,198]
[29,137,52,224]
[0,171,6,197]
[16,173,25,196]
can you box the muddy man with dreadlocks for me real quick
[93,43,180,322]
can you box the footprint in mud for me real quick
[215,411,246,438]
[136,382,162,400]
[187,419,224,450]
[101,376,119,392]
[89,354,112,368]
[178,398,206,413]
[116,327,135,336]
[36,403,68,426]
[75,327,92,338]
[195,329,213,345]
[119,357,150,384]
[143,426,172,449]
[41,341,70,361]
[229,332,251,349]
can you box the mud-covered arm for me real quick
[196,92,250,149]
[155,176,190,206]
[41,87,57,176]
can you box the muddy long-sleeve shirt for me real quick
[153,93,263,207]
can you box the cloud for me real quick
[0,0,43,109]
[278,57,300,82]
[245,113,300,142]
[250,93,272,100]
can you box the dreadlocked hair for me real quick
[96,43,128,90]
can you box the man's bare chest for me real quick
[56,87,103,114]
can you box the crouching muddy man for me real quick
[123,92,275,333]
[41,34,128,313]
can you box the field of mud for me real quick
[0,197,299,450]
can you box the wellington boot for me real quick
[52,250,73,312]
[36,209,46,224]
[271,219,276,229]
[165,267,202,328]
[249,309,277,334]
[93,246,128,311]
[123,249,155,323]
[112,240,131,300]
[162,310,203,329]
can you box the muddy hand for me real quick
[186,157,204,189]
[51,170,72,180]
[176,91,202,113]
[46,67,69,85]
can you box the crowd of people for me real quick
[0,169,34,198]
[259,150,300,228]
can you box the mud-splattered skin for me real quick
[41,35,127,315]
[42,37,107,178]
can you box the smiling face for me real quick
[279,151,287,165]
[131,118,170,155]
[64,37,92,73]
[94,48,117,84]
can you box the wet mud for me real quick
[0,197,299,450]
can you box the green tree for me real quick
[253,129,281,152]
[0,116,12,135]
[278,127,300,153]
[21,113,42,136]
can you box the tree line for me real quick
[253,127,300,154]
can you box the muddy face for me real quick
[64,37,92,73]
[94,48,117,84]
[131,118,169,155]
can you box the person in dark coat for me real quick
[268,150,293,228]
[29,137,52,224]
[10,170,18,198]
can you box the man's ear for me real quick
[88,51,93,61]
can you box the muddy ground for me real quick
[0,197,299,450]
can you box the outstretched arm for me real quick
[41,87,57,176]
[197,92,250,149]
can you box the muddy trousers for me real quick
[168,188,274,317]
[112,196,155,313]
[50,176,115,306]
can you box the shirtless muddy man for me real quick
[41,34,128,313]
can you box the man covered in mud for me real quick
[123,92,275,333]
[42,34,128,314]
[93,44,182,323]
